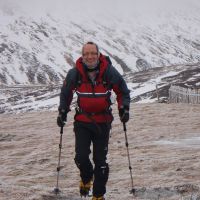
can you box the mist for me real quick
[1,0,199,20]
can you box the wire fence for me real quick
[169,85,200,104]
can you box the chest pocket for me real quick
[76,81,112,113]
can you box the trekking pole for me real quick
[123,122,135,194]
[53,126,63,195]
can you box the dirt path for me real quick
[0,103,200,200]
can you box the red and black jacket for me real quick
[59,54,130,123]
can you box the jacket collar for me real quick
[76,54,109,81]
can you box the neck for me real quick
[88,71,97,82]
[83,60,99,72]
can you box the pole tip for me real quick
[53,187,60,195]
[130,188,135,194]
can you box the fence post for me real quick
[156,84,160,102]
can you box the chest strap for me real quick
[75,107,112,116]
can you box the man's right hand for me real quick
[57,109,67,127]
[119,106,129,123]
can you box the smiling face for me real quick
[82,43,99,68]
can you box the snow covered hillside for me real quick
[1,62,200,114]
[1,0,200,85]
[1,0,200,113]
[0,103,200,200]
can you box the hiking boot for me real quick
[91,196,105,200]
[79,180,93,197]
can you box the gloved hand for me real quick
[119,106,129,123]
[57,108,67,127]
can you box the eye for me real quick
[83,52,98,57]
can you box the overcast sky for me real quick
[1,0,200,19]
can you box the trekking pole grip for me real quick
[60,126,63,134]
[59,126,63,149]
[123,122,128,147]
[123,122,127,132]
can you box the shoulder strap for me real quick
[73,68,82,88]
[102,64,112,88]
[77,70,82,87]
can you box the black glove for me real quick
[57,109,67,127]
[119,106,129,123]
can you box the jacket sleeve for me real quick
[59,68,77,112]
[108,66,130,109]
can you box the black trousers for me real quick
[74,121,111,197]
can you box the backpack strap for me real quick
[73,68,82,88]
[102,64,112,89]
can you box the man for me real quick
[57,42,130,200]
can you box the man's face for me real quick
[82,44,99,68]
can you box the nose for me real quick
[88,54,93,59]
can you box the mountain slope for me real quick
[1,0,200,85]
